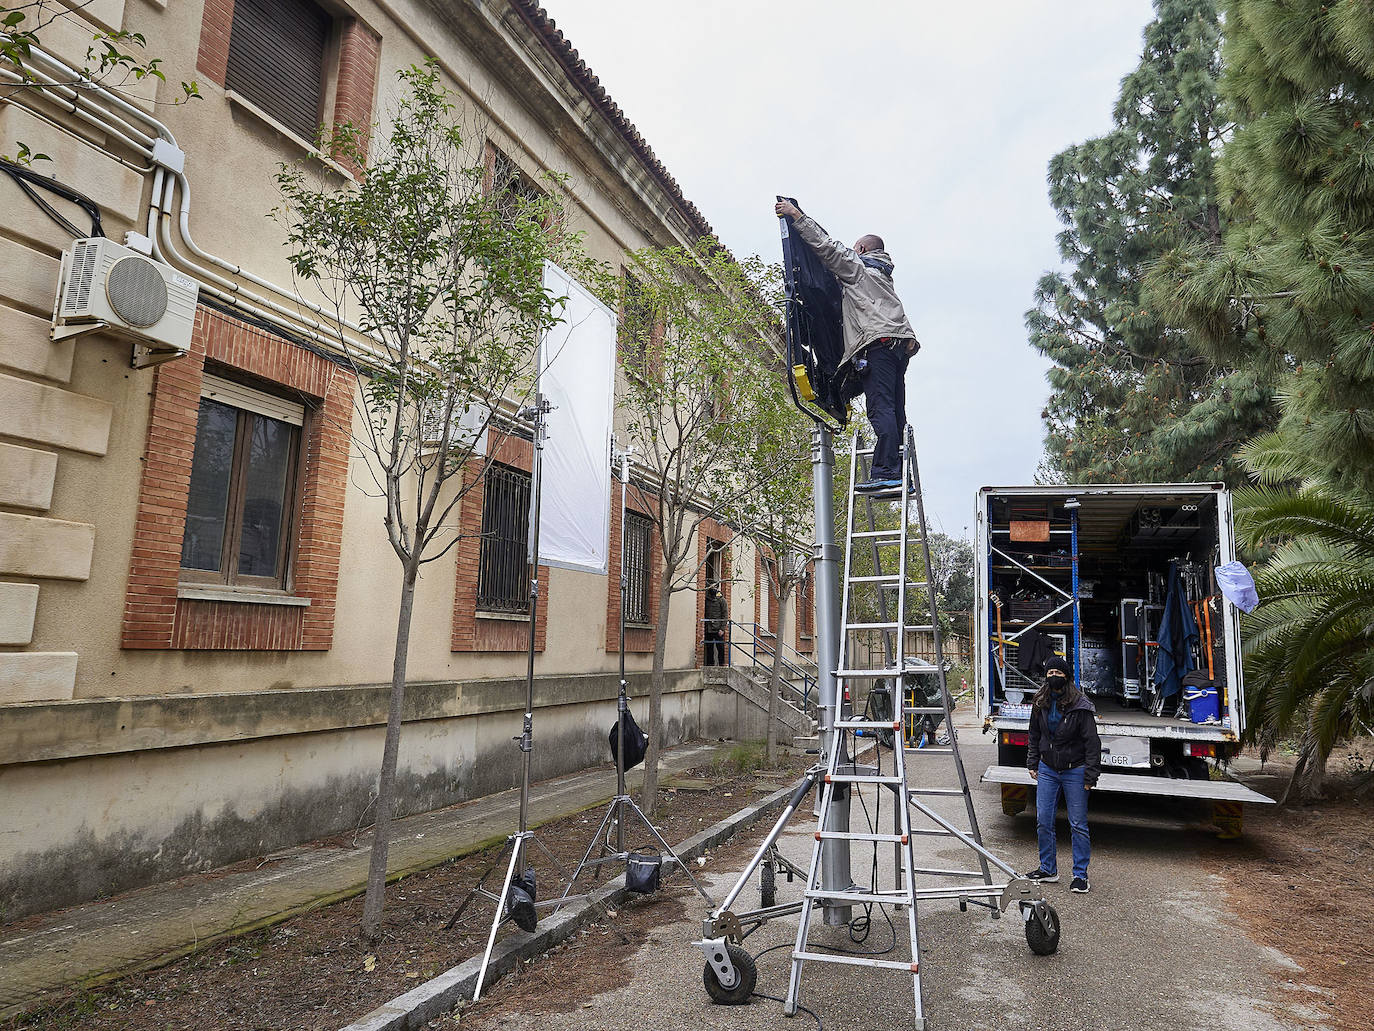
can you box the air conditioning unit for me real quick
[52,237,199,368]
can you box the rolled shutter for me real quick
[226,0,330,142]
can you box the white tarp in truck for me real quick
[972,484,1274,833]
[534,261,616,575]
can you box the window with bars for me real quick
[489,144,545,228]
[477,463,532,614]
[226,0,331,142]
[620,271,653,371]
[623,511,654,625]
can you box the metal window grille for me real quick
[623,511,653,625]
[477,463,531,613]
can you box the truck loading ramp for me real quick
[981,765,1274,804]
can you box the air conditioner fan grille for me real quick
[106,255,168,328]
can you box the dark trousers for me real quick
[859,341,910,480]
[704,632,726,666]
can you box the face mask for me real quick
[1048,677,1066,694]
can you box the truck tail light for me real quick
[1185,742,1217,757]
[1001,731,1028,746]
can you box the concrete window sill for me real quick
[225,90,353,180]
[476,610,531,623]
[177,585,312,607]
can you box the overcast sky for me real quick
[542,0,1157,535]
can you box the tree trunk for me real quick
[640,566,674,817]
[361,562,419,941]
[766,589,791,766]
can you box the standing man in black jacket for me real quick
[1025,657,1100,892]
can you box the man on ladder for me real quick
[774,198,919,493]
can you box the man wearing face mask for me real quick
[773,199,920,493]
[1024,657,1100,892]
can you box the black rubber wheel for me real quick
[1025,903,1061,956]
[702,943,756,1005]
[759,860,777,908]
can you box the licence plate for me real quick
[1107,753,1133,767]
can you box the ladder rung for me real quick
[854,447,877,456]
[825,773,903,785]
[792,950,916,972]
[847,575,925,585]
[805,888,909,905]
[846,621,901,630]
[833,718,902,731]
[851,530,903,539]
[903,707,946,714]
[911,868,988,878]
[909,827,960,836]
[815,830,908,843]
[835,667,939,678]
[904,748,954,756]
[909,788,965,797]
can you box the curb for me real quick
[339,782,795,1031]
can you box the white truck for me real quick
[974,483,1273,836]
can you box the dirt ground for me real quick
[5,748,805,1031]
[1207,746,1374,1031]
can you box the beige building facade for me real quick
[0,0,815,918]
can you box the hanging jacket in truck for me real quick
[1027,693,1101,787]
[1016,630,1056,677]
[1153,563,1198,701]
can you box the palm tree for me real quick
[1235,481,1374,801]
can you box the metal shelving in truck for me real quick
[974,484,1274,836]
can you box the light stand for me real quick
[558,447,714,906]
[446,392,613,1001]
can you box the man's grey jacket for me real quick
[790,214,918,371]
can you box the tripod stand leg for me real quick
[527,831,631,943]
[444,835,516,931]
[557,797,621,906]
[472,836,526,1001]
[621,798,715,904]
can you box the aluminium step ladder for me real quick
[784,426,1030,1031]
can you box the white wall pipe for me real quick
[28,45,174,144]
[0,68,157,158]
[154,174,393,366]
[171,170,373,341]
[13,57,161,151]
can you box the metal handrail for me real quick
[702,618,819,713]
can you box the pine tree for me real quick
[1028,0,1278,485]
[1150,0,1374,493]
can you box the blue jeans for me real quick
[858,342,910,480]
[1035,762,1090,879]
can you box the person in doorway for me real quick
[1025,657,1100,892]
[774,198,920,492]
[703,586,728,666]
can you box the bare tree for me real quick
[274,63,594,939]
[617,244,785,813]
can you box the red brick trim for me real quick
[333,17,380,171]
[196,0,235,86]
[451,434,550,653]
[121,306,353,651]
[755,547,779,638]
[694,518,732,668]
[605,484,661,654]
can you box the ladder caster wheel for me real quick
[1025,903,1061,956]
[703,944,756,1005]
[759,861,777,908]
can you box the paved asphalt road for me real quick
[477,713,1328,1031]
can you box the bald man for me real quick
[775,199,919,492]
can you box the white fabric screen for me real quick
[533,262,616,574]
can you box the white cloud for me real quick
[542,0,1157,532]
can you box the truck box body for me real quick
[973,484,1272,826]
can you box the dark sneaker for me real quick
[1070,877,1090,893]
[1025,868,1059,883]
